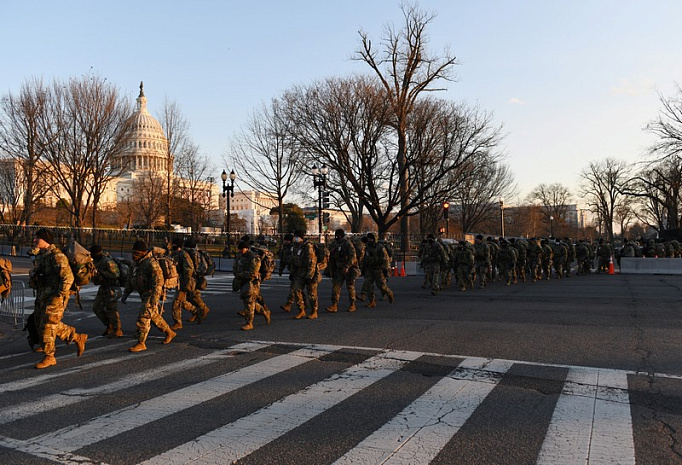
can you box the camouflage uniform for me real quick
[31,244,87,366]
[327,232,360,312]
[91,253,122,337]
[171,247,210,329]
[289,238,318,319]
[597,239,614,273]
[575,241,591,275]
[541,240,554,280]
[234,248,269,330]
[497,241,517,286]
[511,239,527,283]
[123,250,175,348]
[564,239,576,277]
[421,238,447,294]
[454,242,475,292]
[551,240,568,279]
[473,237,491,288]
[438,238,454,290]
[528,239,544,282]
[486,238,500,283]
[361,237,394,307]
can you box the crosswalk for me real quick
[0,339,679,464]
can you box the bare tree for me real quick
[175,143,215,232]
[355,3,459,249]
[526,183,573,233]
[158,96,191,229]
[0,77,55,226]
[580,158,631,242]
[228,98,303,238]
[130,170,166,228]
[647,83,682,161]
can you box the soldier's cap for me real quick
[237,240,249,250]
[335,228,345,238]
[172,238,183,248]
[294,229,305,239]
[35,228,54,244]
[184,237,196,248]
[427,234,435,239]
[476,234,483,240]
[133,240,148,252]
[366,232,376,241]
[283,233,294,242]
[240,235,251,243]
[90,244,104,257]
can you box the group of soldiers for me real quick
[27,230,212,369]
[234,228,395,331]
[418,234,621,294]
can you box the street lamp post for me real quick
[221,169,236,253]
[549,215,554,237]
[499,198,505,238]
[312,165,328,235]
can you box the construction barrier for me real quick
[0,281,26,326]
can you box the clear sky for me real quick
[3,0,681,204]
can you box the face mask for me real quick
[293,237,302,244]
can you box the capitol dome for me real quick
[115,82,171,174]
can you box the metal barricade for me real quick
[0,281,26,326]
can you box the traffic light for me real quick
[322,191,330,209]
[323,212,331,223]
[443,201,450,219]
[438,227,446,234]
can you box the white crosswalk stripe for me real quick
[0,340,673,464]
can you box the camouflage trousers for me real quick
[291,276,319,315]
[423,263,441,291]
[455,265,473,291]
[135,298,171,343]
[474,262,490,287]
[36,292,78,357]
[362,268,391,303]
[172,289,209,324]
[240,280,265,323]
[330,267,359,305]
[93,286,121,332]
[553,259,566,279]
[498,263,516,285]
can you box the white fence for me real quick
[0,281,26,326]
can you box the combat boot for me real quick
[294,309,307,319]
[365,300,376,308]
[129,342,147,352]
[102,324,113,336]
[35,355,57,369]
[163,329,176,344]
[308,311,318,320]
[237,310,247,317]
[187,314,197,322]
[387,291,395,304]
[357,293,366,302]
[326,303,338,313]
[75,333,87,356]
[197,308,210,323]
[263,308,271,325]
[280,304,291,312]
[111,329,123,338]
[348,302,357,312]
[170,322,183,331]
[241,320,254,331]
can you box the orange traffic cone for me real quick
[392,262,399,277]
[399,262,406,277]
[608,256,615,275]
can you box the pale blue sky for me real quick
[3,1,681,203]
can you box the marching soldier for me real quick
[122,240,176,352]
[279,233,296,312]
[289,230,318,319]
[234,240,271,330]
[169,238,210,330]
[473,235,491,288]
[454,241,475,292]
[30,228,87,369]
[90,244,123,338]
[326,228,360,313]
[360,233,394,307]
[420,234,447,295]
[497,239,518,286]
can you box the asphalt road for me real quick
[1,263,682,464]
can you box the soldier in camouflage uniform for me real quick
[575,240,591,275]
[486,237,500,283]
[564,238,576,277]
[454,241,475,292]
[438,235,454,290]
[234,240,271,330]
[122,240,176,352]
[289,230,318,319]
[169,238,210,330]
[326,229,360,313]
[360,233,394,307]
[29,229,87,369]
[541,239,554,280]
[551,239,568,279]
[278,233,295,312]
[421,234,447,295]
[473,234,491,288]
[528,238,544,282]
[497,239,518,286]
[597,238,614,273]
[510,238,527,283]
[89,244,123,338]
